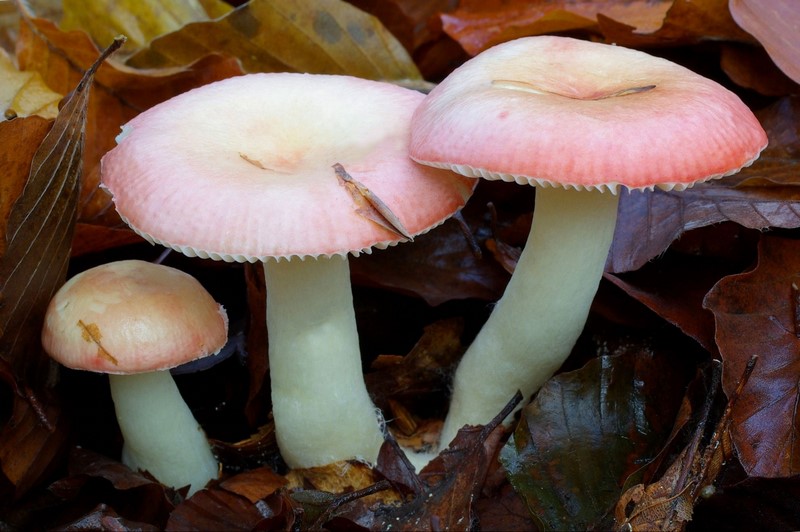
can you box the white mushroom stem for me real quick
[264,255,384,468]
[108,371,219,495]
[439,186,619,449]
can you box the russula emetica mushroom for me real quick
[42,260,227,495]
[100,73,476,468]
[409,36,768,451]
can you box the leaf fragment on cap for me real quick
[333,163,412,241]
[77,320,118,365]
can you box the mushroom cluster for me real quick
[409,36,768,451]
[73,36,768,480]
[42,260,227,495]
[100,73,476,469]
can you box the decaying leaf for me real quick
[704,235,800,478]
[614,357,756,531]
[167,488,294,531]
[55,504,159,531]
[374,393,521,531]
[365,317,464,410]
[605,226,758,355]
[46,446,175,529]
[597,0,753,47]
[719,43,800,97]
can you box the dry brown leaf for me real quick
[218,467,288,504]
[609,96,800,274]
[0,116,51,257]
[441,0,671,55]
[0,38,118,499]
[598,0,752,47]
[615,358,754,531]
[704,236,800,478]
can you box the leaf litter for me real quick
[2,0,800,530]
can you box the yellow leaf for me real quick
[59,0,231,53]
[0,49,61,119]
[127,0,421,81]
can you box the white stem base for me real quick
[109,371,218,495]
[264,256,384,468]
[439,187,619,449]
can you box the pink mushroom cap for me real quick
[42,260,228,374]
[101,73,476,262]
[410,36,768,191]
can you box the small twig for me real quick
[451,211,482,259]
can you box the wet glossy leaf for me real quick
[127,0,421,81]
[703,235,800,478]
[500,347,691,531]
[729,0,800,84]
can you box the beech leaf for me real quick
[0,37,119,378]
[126,0,421,81]
[703,235,800,478]
[500,346,691,530]
[609,96,800,273]
[60,0,226,54]
[0,49,61,119]
[16,7,244,234]
[597,0,752,48]
[0,36,118,500]
[441,0,671,56]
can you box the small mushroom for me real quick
[100,73,475,468]
[409,36,768,451]
[42,260,227,495]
